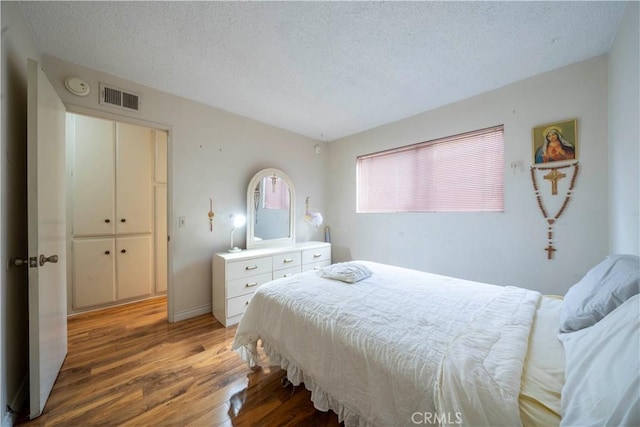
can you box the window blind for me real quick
[357,125,504,213]
[263,176,289,210]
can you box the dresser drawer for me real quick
[302,260,331,272]
[227,293,254,318]
[302,246,331,265]
[273,252,301,271]
[273,266,302,279]
[227,257,272,280]
[213,243,332,327]
[227,272,273,299]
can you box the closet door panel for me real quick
[73,238,115,309]
[72,115,115,236]
[155,130,168,184]
[116,123,153,234]
[116,236,152,300]
[155,185,168,293]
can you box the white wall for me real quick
[1,1,634,419]
[1,3,42,424]
[327,57,610,296]
[41,56,327,321]
[608,1,639,256]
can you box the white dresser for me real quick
[212,241,331,327]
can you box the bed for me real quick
[232,256,639,427]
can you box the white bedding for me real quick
[519,296,565,427]
[232,261,541,427]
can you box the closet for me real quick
[68,114,167,311]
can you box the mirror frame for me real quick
[246,168,296,249]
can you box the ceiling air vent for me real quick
[99,83,141,112]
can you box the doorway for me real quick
[65,112,170,318]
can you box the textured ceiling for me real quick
[19,1,625,141]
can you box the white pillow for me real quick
[319,262,372,283]
[560,254,639,332]
[559,294,640,427]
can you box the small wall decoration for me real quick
[532,119,578,164]
[530,161,579,260]
[208,198,215,231]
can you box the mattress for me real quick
[233,261,542,426]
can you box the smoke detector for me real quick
[64,76,91,97]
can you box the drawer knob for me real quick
[104,250,110,255]
[245,265,258,271]
[245,301,249,306]
[284,273,292,277]
[120,218,126,223]
[313,253,322,258]
[245,282,258,288]
[104,219,111,223]
[283,258,293,263]
[121,249,127,254]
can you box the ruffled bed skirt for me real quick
[236,338,373,427]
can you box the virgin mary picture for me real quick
[533,119,578,164]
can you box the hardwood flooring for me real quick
[17,297,340,426]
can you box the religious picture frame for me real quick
[532,119,578,165]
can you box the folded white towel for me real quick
[319,262,372,283]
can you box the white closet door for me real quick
[155,185,168,293]
[72,115,115,236]
[72,238,115,309]
[155,130,168,184]
[116,123,152,234]
[116,235,152,300]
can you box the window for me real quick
[357,125,504,213]
[262,176,289,210]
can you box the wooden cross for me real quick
[543,168,566,195]
[545,244,556,260]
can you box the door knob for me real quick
[39,254,59,266]
[9,257,37,268]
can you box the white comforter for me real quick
[232,261,540,427]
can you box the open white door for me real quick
[26,59,68,419]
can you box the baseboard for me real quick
[3,375,28,427]
[173,304,212,322]
[68,294,167,318]
[2,411,13,427]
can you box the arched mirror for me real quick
[246,168,295,249]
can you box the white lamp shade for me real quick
[232,214,246,228]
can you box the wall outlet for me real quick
[178,216,187,228]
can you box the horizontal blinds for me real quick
[357,125,504,213]
[263,177,289,210]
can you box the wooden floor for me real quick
[18,297,340,427]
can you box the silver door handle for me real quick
[39,254,59,266]
[12,258,28,267]
[10,257,37,268]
